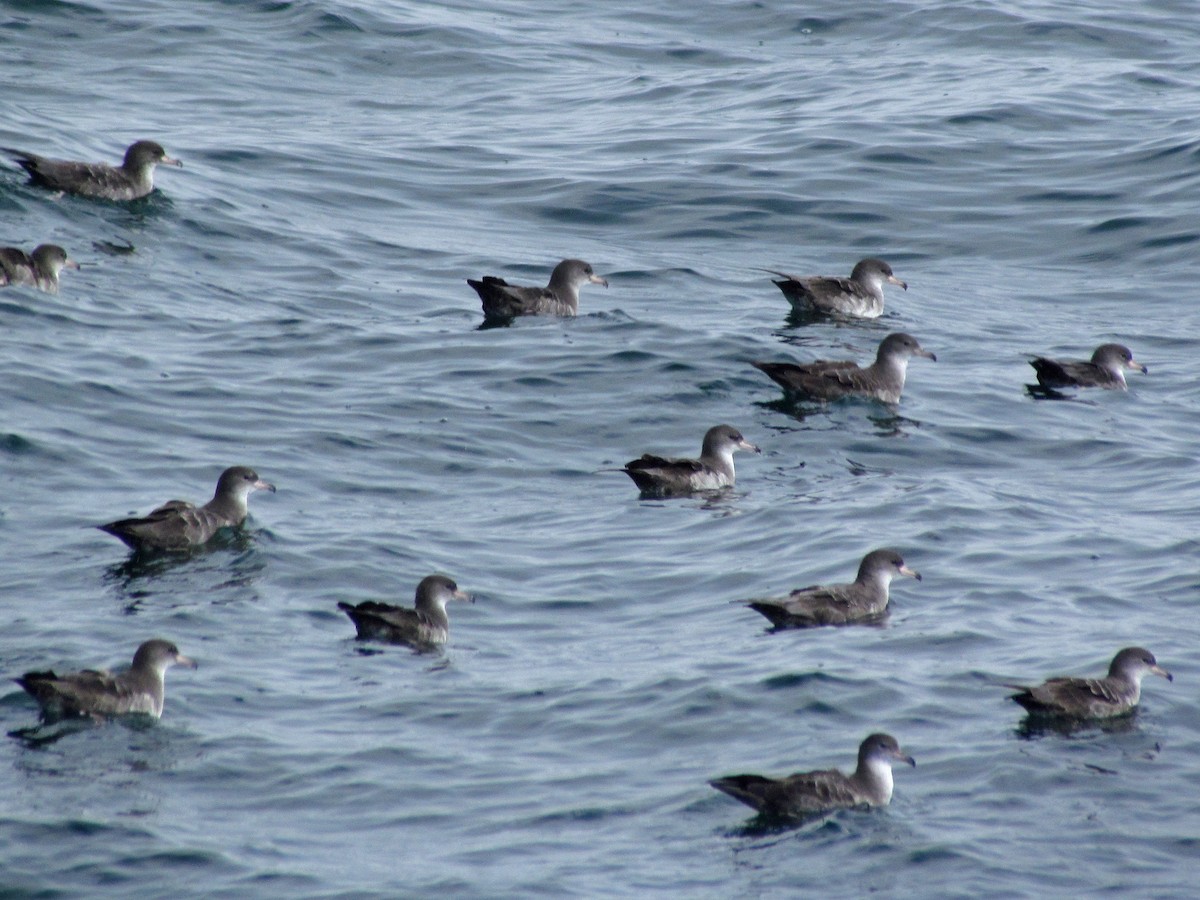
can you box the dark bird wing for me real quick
[6,149,126,196]
[773,275,865,311]
[1011,676,1127,714]
[712,769,858,816]
[778,770,862,811]
[622,454,709,493]
[468,277,566,318]
[0,247,35,286]
[98,499,229,551]
[624,454,705,475]
[748,584,859,627]
[710,774,789,813]
[17,668,144,718]
[1030,357,1106,388]
[338,601,428,643]
[752,360,864,399]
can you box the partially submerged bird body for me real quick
[744,549,921,628]
[15,639,196,721]
[1030,343,1146,390]
[468,258,608,319]
[98,465,275,553]
[768,258,907,318]
[710,733,915,819]
[753,332,936,404]
[339,574,472,648]
[0,244,78,293]
[1008,647,1172,719]
[622,424,760,496]
[6,140,182,200]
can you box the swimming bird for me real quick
[742,549,921,628]
[338,574,472,648]
[5,140,182,200]
[710,733,915,819]
[15,639,196,720]
[98,465,275,553]
[622,424,760,496]
[1029,343,1146,390]
[752,332,936,404]
[0,244,78,293]
[767,258,907,318]
[468,258,608,319]
[1007,647,1172,719]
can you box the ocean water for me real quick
[1,0,1199,896]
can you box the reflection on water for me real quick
[1014,710,1140,741]
[1024,383,1097,402]
[101,530,267,613]
[9,710,157,750]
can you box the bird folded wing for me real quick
[626,454,705,474]
[782,770,860,810]
[33,669,146,716]
[1047,676,1124,706]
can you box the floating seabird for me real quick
[1007,647,1172,719]
[1029,343,1147,390]
[622,424,760,496]
[766,258,907,318]
[742,549,921,628]
[753,332,936,404]
[0,244,78,293]
[5,140,182,200]
[338,574,472,648]
[710,733,915,819]
[468,258,608,319]
[98,465,275,553]
[15,639,196,720]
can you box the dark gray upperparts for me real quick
[0,244,78,292]
[98,465,275,552]
[709,733,915,818]
[1030,343,1146,389]
[753,332,936,404]
[768,257,906,318]
[622,424,760,496]
[469,258,608,319]
[338,574,473,647]
[16,638,196,720]
[1008,646,1172,718]
[6,140,182,200]
[745,548,921,628]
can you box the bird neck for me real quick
[207,487,249,520]
[546,273,581,309]
[855,567,892,602]
[416,599,450,630]
[128,664,168,717]
[1111,667,1144,702]
[853,756,894,804]
[701,446,736,479]
[859,272,886,298]
[874,349,909,374]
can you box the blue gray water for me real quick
[2,0,1199,895]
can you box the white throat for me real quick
[864,757,895,803]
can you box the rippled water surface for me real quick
[2,0,1200,896]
